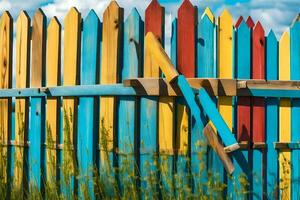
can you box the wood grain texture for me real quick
[100,1,123,172]
[141,0,165,197]
[29,8,46,189]
[118,8,142,195]
[232,17,251,199]
[290,20,300,198]
[218,9,233,133]
[279,31,291,199]
[77,10,99,198]
[45,17,61,185]
[251,21,265,199]
[62,8,81,193]
[0,11,12,184]
[265,30,279,199]
[203,124,234,174]
[15,11,30,189]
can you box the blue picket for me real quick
[266,30,279,199]
[77,10,100,199]
[197,13,218,189]
[118,8,142,195]
[290,22,300,199]
[29,10,47,190]
[229,19,251,199]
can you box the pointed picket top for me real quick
[219,9,233,26]
[267,29,277,41]
[279,31,290,80]
[280,31,289,43]
[104,0,120,16]
[126,7,141,23]
[291,14,300,27]
[202,7,214,23]
[33,8,46,21]
[48,16,61,32]
[84,9,99,22]
[246,16,255,28]
[235,16,243,28]
[17,10,30,24]
[146,0,162,15]
[1,11,12,22]
[179,0,194,12]
[145,0,164,38]
[237,19,250,32]
[64,7,80,25]
[253,21,265,35]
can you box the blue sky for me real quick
[1,0,300,57]
[0,0,299,37]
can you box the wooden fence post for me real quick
[0,11,12,186]
[279,31,291,199]
[77,10,100,199]
[230,17,251,199]
[198,8,216,191]
[118,8,142,197]
[99,1,123,196]
[266,30,279,199]
[14,11,30,193]
[252,21,265,198]
[62,7,81,197]
[290,18,300,198]
[45,16,61,192]
[218,9,233,191]
[30,8,46,191]
[140,0,164,198]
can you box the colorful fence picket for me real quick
[1,0,300,199]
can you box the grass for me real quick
[0,108,287,199]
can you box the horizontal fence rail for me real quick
[0,0,300,199]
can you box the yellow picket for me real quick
[62,7,81,174]
[218,10,233,131]
[46,17,61,183]
[100,1,123,164]
[0,11,12,183]
[15,11,30,188]
[279,31,291,199]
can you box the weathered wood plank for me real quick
[14,11,30,191]
[0,11,12,185]
[29,8,46,190]
[178,0,199,194]
[45,16,61,190]
[217,9,233,187]
[251,21,265,199]
[77,10,99,199]
[290,18,300,198]
[279,31,291,199]
[265,30,279,199]
[118,8,142,197]
[141,0,163,197]
[230,17,251,199]
[203,123,234,175]
[62,7,81,196]
[99,0,123,169]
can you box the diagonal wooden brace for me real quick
[145,32,239,152]
[203,123,235,174]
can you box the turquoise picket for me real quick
[198,14,215,78]
[266,30,279,198]
[171,19,177,68]
[29,10,47,191]
[118,8,142,194]
[197,13,217,187]
[78,10,100,199]
[229,19,251,199]
[290,22,300,199]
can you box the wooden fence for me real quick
[0,0,299,199]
